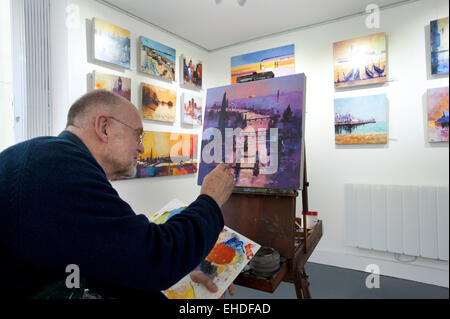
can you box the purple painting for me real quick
[197,73,306,189]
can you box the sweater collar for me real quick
[58,130,91,154]
[58,130,109,179]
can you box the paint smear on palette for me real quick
[149,199,260,299]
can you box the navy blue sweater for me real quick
[0,131,224,298]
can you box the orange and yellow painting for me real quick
[334,33,387,88]
[231,44,295,84]
[141,83,177,123]
[135,131,197,178]
[427,87,449,142]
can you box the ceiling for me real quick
[97,0,415,51]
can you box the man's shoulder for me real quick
[1,133,101,177]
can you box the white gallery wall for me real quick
[50,0,449,287]
[51,0,210,213]
[206,0,449,287]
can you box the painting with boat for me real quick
[231,44,295,84]
[334,94,387,144]
[333,33,387,88]
[427,87,449,142]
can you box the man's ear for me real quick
[94,114,109,143]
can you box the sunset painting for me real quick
[141,83,177,123]
[334,94,387,144]
[231,44,295,84]
[198,73,306,189]
[93,71,131,101]
[427,87,449,142]
[135,131,198,179]
[333,33,387,88]
[93,18,131,68]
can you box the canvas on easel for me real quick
[197,73,306,190]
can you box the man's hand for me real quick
[190,270,235,299]
[200,163,235,207]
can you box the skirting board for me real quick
[308,248,449,288]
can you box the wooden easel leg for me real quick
[293,264,311,299]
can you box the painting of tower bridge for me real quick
[198,73,306,189]
[334,94,387,144]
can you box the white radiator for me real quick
[12,0,51,142]
[344,184,449,261]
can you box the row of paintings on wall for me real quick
[92,18,202,89]
[128,73,307,190]
[108,16,447,188]
[123,76,448,189]
[334,87,449,144]
[93,71,202,126]
[230,17,448,88]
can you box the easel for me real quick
[221,153,323,299]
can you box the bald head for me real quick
[65,90,144,180]
[66,90,133,128]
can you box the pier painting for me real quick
[134,131,197,179]
[93,18,131,68]
[427,87,449,142]
[141,83,177,123]
[430,17,449,75]
[93,72,131,101]
[198,73,306,189]
[333,33,387,88]
[334,94,387,144]
[231,45,295,84]
[140,36,176,80]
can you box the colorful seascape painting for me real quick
[140,36,176,80]
[231,44,295,84]
[93,71,131,101]
[334,94,387,144]
[93,18,131,68]
[181,56,202,89]
[198,73,306,189]
[150,199,260,299]
[430,17,449,75]
[427,87,449,142]
[141,83,177,123]
[181,93,202,126]
[333,33,387,88]
[135,132,197,179]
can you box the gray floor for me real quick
[229,262,449,299]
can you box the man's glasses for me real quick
[109,116,146,145]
